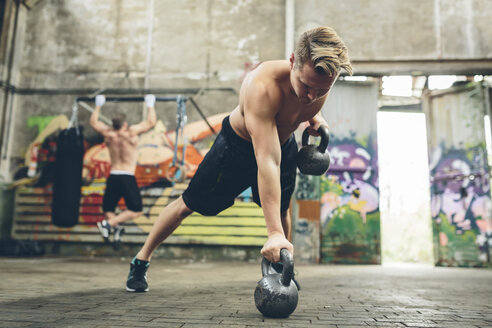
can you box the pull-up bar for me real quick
[76,96,183,103]
[75,94,217,135]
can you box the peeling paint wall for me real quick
[293,82,380,264]
[295,0,492,63]
[1,0,286,178]
[321,82,380,264]
[424,83,492,267]
[3,0,492,178]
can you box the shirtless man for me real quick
[126,26,352,292]
[91,94,157,248]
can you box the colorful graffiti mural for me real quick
[429,144,492,266]
[22,113,229,184]
[82,113,228,186]
[319,134,380,264]
[12,112,268,247]
[424,83,492,267]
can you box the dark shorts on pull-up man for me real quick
[90,94,157,248]
[126,26,353,293]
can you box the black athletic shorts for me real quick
[182,116,298,216]
[102,174,143,213]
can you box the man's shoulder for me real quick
[248,61,289,91]
[261,59,289,68]
[128,124,146,136]
[255,60,290,78]
[102,130,118,141]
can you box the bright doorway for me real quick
[377,111,434,265]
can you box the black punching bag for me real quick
[51,127,84,227]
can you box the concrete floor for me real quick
[0,257,491,327]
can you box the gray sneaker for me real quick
[113,226,125,250]
[96,220,111,243]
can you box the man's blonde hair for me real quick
[294,26,353,76]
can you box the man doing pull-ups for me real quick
[90,95,157,248]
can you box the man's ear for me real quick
[289,53,295,68]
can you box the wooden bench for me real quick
[11,181,267,246]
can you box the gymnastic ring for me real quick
[165,163,188,183]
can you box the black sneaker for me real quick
[113,226,125,250]
[270,262,301,291]
[126,257,150,292]
[96,220,111,243]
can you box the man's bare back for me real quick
[104,129,139,173]
[90,95,157,173]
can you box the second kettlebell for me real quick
[296,125,331,175]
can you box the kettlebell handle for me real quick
[261,249,294,287]
[301,126,330,153]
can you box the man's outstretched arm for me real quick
[243,82,294,263]
[90,95,110,134]
[131,94,157,135]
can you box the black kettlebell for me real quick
[254,249,298,318]
[296,125,331,175]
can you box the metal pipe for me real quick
[431,171,488,182]
[144,0,154,91]
[0,0,21,178]
[4,87,237,96]
[76,96,184,103]
[77,101,112,125]
[285,0,295,60]
[188,96,216,135]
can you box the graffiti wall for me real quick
[320,133,380,264]
[13,109,268,247]
[23,111,228,187]
[425,83,492,266]
[294,81,381,264]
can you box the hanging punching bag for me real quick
[51,127,84,227]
